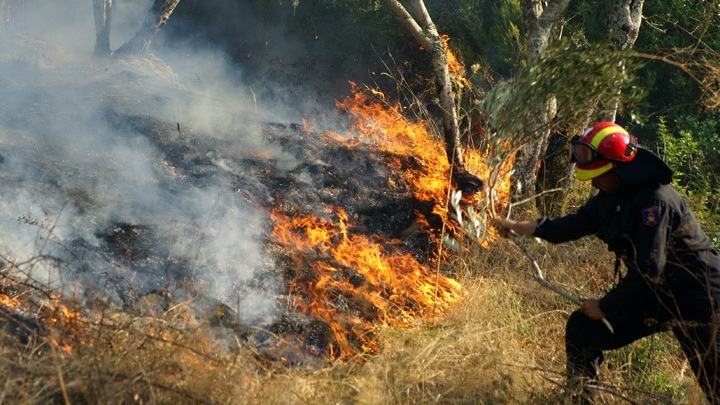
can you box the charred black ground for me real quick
[0,37,459,364]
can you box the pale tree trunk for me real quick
[92,0,112,56]
[115,0,180,55]
[537,0,645,214]
[512,0,570,213]
[603,0,644,121]
[382,0,481,191]
[609,0,644,51]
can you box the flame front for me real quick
[1,291,85,355]
[336,83,452,206]
[272,208,461,359]
[336,83,512,239]
[271,82,514,359]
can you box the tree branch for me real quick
[410,0,434,32]
[382,0,433,50]
[633,51,701,84]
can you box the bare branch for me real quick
[381,0,433,50]
[635,49,720,112]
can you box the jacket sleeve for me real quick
[533,196,605,243]
[599,199,672,314]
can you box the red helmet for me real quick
[571,121,638,181]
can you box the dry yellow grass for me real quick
[0,231,708,404]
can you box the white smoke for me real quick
[0,0,301,326]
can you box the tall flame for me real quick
[336,82,452,206]
[272,81,513,359]
[336,82,512,238]
[443,35,470,90]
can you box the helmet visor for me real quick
[569,135,638,164]
[570,137,599,164]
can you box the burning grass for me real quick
[0,231,705,404]
[0,38,705,404]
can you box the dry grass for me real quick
[1,231,708,405]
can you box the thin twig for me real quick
[506,187,564,212]
[508,230,615,334]
[48,334,70,405]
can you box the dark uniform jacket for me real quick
[532,148,720,320]
[534,148,720,320]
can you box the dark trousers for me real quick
[566,300,720,403]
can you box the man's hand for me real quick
[493,217,538,237]
[492,217,512,238]
[580,299,606,320]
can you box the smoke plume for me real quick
[0,0,317,327]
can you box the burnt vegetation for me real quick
[2,1,719,403]
[0,27,461,378]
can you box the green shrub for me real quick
[653,116,720,249]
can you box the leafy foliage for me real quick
[484,38,642,144]
[427,0,523,81]
[653,116,720,248]
[628,0,720,116]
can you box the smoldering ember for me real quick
[0,33,499,365]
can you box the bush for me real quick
[653,115,720,249]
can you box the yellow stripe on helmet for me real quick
[589,125,629,149]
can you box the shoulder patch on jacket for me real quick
[642,206,661,226]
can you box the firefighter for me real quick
[496,121,720,403]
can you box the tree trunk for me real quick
[92,0,113,56]
[382,0,465,172]
[512,0,569,211]
[603,0,644,121]
[429,39,465,171]
[536,128,574,215]
[609,0,643,51]
[535,0,645,215]
[115,0,180,55]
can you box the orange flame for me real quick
[0,293,21,308]
[335,82,511,234]
[336,82,451,206]
[41,297,87,356]
[272,208,461,359]
[1,290,87,356]
[443,35,470,89]
[273,62,513,359]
